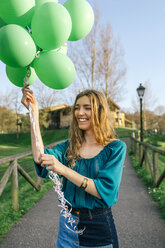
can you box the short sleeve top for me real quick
[34,139,126,209]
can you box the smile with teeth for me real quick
[78,118,88,122]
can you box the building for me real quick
[43,99,132,129]
[107,98,132,128]
[41,104,72,129]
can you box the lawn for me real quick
[115,127,136,138]
[0,129,69,159]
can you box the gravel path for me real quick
[0,138,165,248]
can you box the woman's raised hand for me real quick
[21,84,38,113]
[40,154,65,176]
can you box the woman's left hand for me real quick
[40,154,65,175]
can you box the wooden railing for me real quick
[130,134,165,187]
[0,140,65,211]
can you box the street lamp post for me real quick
[116,110,119,128]
[136,83,145,142]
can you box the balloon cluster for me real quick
[0,0,94,90]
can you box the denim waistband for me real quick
[67,205,112,218]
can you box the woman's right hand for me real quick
[21,84,38,113]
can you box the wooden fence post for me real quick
[145,148,149,171]
[139,144,142,164]
[156,169,165,187]
[0,140,66,211]
[35,170,43,189]
[153,151,159,185]
[135,141,138,160]
[11,160,19,211]
[128,136,165,187]
[131,137,134,150]
[134,139,136,155]
[0,160,15,196]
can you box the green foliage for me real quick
[129,148,165,219]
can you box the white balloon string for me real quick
[35,50,41,58]
[23,72,85,234]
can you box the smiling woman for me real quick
[74,96,92,131]
[68,90,117,165]
[21,88,127,248]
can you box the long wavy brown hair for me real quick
[66,89,116,167]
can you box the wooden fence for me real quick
[131,134,165,187]
[0,140,64,211]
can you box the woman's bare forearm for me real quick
[31,113,44,163]
[63,166,101,199]
[21,85,45,163]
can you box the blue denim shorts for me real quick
[56,207,118,248]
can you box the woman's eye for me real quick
[85,108,91,110]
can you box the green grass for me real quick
[115,127,136,138]
[0,129,69,159]
[0,129,69,242]
[144,134,165,150]
[129,133,165,219]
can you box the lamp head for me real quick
[136,83,145,99]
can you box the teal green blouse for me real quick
[34,139,126,209]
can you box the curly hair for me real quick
[66,89,116,167]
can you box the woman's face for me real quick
[74,96,92,131]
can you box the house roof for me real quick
[107,97,120,110]
[43,104,69,112]
[125,118,132,124]
[43,98,120,112]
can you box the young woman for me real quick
[21,86,126,248]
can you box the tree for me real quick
[10,89,24,138]
[158,114,165,133]
[0,107,16,133]
[30,80,60,130]
[68,7,126,103]
[154,106,165,133]
[154,105,165,116]
[32,80,59,109]
[68,7,101,90]
[97,23,126,101]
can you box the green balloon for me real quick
[35,0,58,7]
[63,0,94,41]
[0,24,36,67]
[31,2,72,50]
[30,42,67,68]
[0,17,6,29]
[6,65,36,87]
[53,43,67,54]
[0,0,35,27]
[33,50,76,89]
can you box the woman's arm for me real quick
[21,85,44,163]
[63,166,101,199]
[40,154,102,199]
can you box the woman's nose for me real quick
[78,108,85,115]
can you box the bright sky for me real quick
[0,0,165,111]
